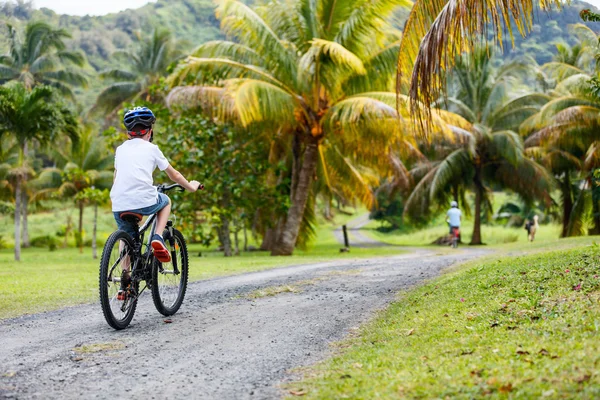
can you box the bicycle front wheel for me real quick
[151,228,189,316]
[99,230,138,330]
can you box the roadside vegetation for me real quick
[289,238,600,398]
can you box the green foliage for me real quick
[0,0,224,108]
[0,200,14,214]
[369,184,405,230]
[0,82,78,151]
[0,20,88,99]
[30,234,58,251]
[159,111,277,245]
[74,187,109,205]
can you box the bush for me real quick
[0,235,7,250]
[30,235,58,251]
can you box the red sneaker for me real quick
[151,234,171,263]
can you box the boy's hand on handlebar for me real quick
[189,180,203,192]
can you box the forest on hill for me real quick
[1,0,599,70]
[0,0,598,108]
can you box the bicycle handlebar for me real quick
[157,183,205,193]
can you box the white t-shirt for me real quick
[447,208,462,227]
[110,138,170,212]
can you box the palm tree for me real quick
[0,21,88,98]
[167,0,466,255]
[0,82,78,261]
[94,28,182,113]
[522,24,600,236]
[397,0,574,120]
[405,49,553,244]
[32,127,113,253]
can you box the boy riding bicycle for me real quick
[110,107,200,295]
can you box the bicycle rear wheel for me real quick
[151,228,189,316]
[99,230,138,330]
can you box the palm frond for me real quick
[230,79,297,127]
[216,0,297,82]
[542,62,587,82]
[429,148,472,199]
[191,40,265,66]
[93,82,142,114]
[398,0,567,121]
[166,85,236,121]
[491,130,523,166]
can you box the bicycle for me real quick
[450,226,460,248]
[99,183,198,330]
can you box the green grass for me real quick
[288,237,600,399]
[0,209,405,320]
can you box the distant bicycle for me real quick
[99,183,198,330]
[450,226,460,248]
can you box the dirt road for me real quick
[1,249,486,399]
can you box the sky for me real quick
[582,0,600,8]
[24,0,600,16]
[32,0,158,16]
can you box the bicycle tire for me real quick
[151,228,189,316]
[99,230,138,330]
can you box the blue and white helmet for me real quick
[451,201,458,208]
[123,106,156,132]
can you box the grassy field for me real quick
[0,208,405,320]
[288,236,600,399]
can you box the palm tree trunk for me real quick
[272,140,319,256]
[92,202,98,259]
[591,198,600,236]
[78,201,84,253]
[470,170,483,245]
[21,190,29,248]
[561,174,573,238]
[14,176,21,261]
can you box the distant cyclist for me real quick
[446,201,462,245]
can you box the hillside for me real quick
[0,0,599,108]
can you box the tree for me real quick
[405,49,553,244]
[75,187,110,259]
[160,110,276,256]
[522,24,600,236]
[167,0,465,255]
[0,21,88,98]
[33,127,113,253]
[397,0,575,120]
[94,28,183,113]
[0,82,78,261]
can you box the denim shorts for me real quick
[113,193,170,237]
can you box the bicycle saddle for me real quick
[119,212,143,224]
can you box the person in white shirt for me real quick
[110,107,201,267]
[446,200,462,234]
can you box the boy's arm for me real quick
[164,165,201,192]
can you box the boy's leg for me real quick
[155,199,171,237]
[150,195,172,263]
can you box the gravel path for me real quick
[0,249,487,399]
[333,213,389,248]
